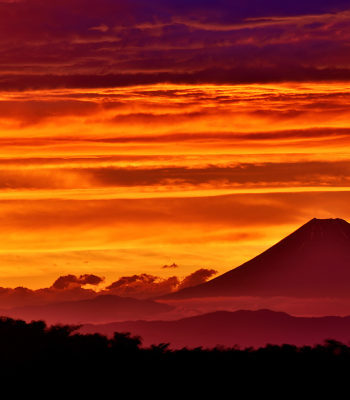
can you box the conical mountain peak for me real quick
[306,217,348,225]
[298,217,349,230]
[164,217,350,299]
[291,217,350,244]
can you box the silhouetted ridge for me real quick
[162,218,350,298]
[1,314,350,392]
[81,309,350,349]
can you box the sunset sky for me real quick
[1,0,350,289]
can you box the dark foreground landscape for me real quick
[2,315,350,393]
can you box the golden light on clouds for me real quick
[0,82,349,287]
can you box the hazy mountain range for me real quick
[0,295,173,324]
[81,309,350,348]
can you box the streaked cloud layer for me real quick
[1,0,350,88]
[0,1,350,287]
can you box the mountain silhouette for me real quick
[0,294,173,324]
[81,309,350,348]
[162,218,350,299]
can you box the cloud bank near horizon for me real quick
[0,268,218,308]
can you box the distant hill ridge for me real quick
[0,294,173,324]
[81,309,350,348]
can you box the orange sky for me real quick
[2,0,350,289]
[0,82,350,288]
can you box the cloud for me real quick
[0,100,99,126]
[3,159,350,191]
[56,161,350,189]
[177,268,218,290]
[51,274,104,289]
[0,191,339,234]
[105,274,180,299]
[1,67,350,92]
[0,269,218,310]
[1,1,350,88]
[0,269,217,308]
[162,263,179,269]
[105,269,217,299]
[78,127,350,144]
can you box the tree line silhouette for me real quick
[0,315,349,392]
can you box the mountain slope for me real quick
[163,218,350,299]
[81,309,350,348]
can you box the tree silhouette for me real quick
[0,314,348,395]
